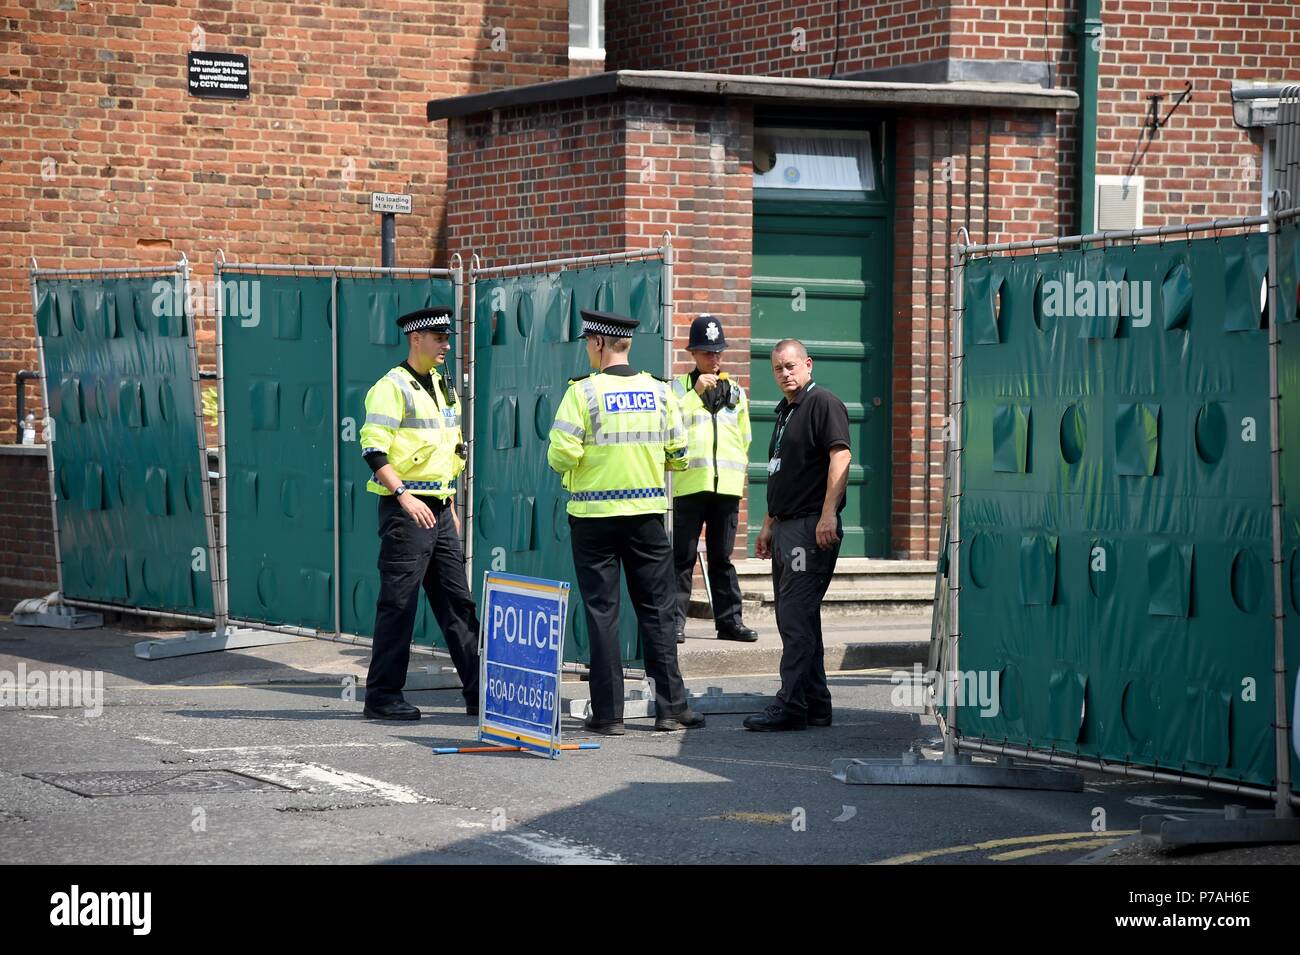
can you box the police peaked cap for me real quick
[396,306,454,334]
[579,309,638,339]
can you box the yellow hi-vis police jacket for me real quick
[671,373,752,498]
[359,365,464,500]
[547,369,688,518]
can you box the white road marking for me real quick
[184,742,405,754]
[488,830,623,865]
[234,761,431,805]
[134,735,178,745]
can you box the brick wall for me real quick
[620,98,753,374]
[0,450,58,605]
[608,0,1300,232]
[605,0,1299,558]
[445,94,751,370]
[569,57,607,78]
[446,91,1065,559]
[445,92,755,541]
[1091,3,1300,229]
[445,96,626,263]
[891,108,1059,558]
[606,0,954,78]
[2,0,573,433]
[624,97,754,538]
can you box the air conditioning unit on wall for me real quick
[1095,175,1145,231]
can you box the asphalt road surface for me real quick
[1,622,1265,865]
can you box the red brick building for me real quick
[432,0,1299,560]
[3,1,1298,598]
[1,0,578,599]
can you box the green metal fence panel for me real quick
[220,270,457,648]
[956,229,1281,788]
[33,274,214,616]
[472,259,665,665]
[337,275,457,648]
[221,271,335,630]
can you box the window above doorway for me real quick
[753,128,878,194]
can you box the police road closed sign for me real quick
[478,573,569,758]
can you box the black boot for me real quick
[717,623,759,642]
[363,699,421,721]
[743,704,806,732]
[655,707,706,731]
[583,716,626,736]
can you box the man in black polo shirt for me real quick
[744,339,851,732]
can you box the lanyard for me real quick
[771,382,815,458]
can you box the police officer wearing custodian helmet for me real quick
[359,306,480,721]
[670,314,759,644]
[547,309,705,735]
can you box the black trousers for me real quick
[772,514,841,717]
[569,512,688,722]
[672,491,744,631]
[368,495,480,707]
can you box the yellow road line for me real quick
[703,811,791,825]
[988,838,1123,861]
[874,830,1137,865]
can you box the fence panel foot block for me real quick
[134,627,307,660]
[1140,808,1300,849]
[12,604,103,630]
[832,752,1083,791]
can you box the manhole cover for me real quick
[138,771,288,796]
[26,769,291,797]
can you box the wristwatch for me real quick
[394,485,408,497]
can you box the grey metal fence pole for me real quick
[1267,189,1295,819]
[946,233,967,756]
[181,254,225,634]
[28,259,65,601]
[214,252,231,635]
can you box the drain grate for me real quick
[26,769,291,798]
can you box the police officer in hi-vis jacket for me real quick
[670,314,759,644]
[547,309,705,735]
[359,306,479,721]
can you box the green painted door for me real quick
[747,129,893,557]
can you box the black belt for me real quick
[383,494,450,506]
[774,510,819,522]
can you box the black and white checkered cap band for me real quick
[581,319,634,338]
[401,314,452,333]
